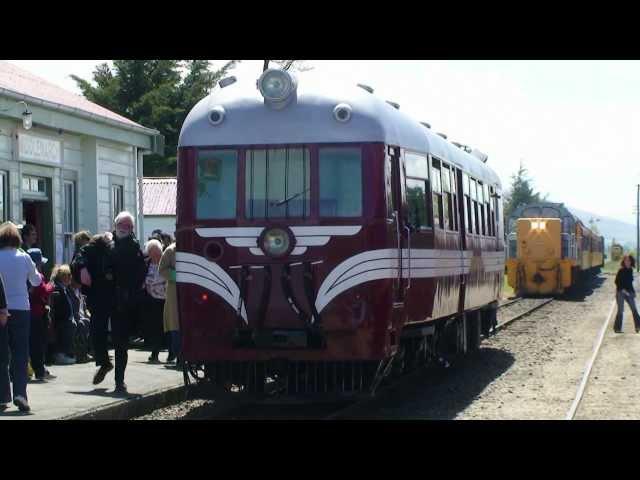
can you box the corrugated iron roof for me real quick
[0,61,145,129]
[143,177,176,216]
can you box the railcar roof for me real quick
[178,75,501,187]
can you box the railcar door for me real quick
[388,146,408,303]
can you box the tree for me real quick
[503,161,545,220]
[72,60,238,177]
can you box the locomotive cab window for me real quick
[319,147,363,217]
[196,149,238,219]
[405,151,432,231]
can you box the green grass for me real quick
[502,273,515,298]
[603,260,621,274]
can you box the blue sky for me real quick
[7,60,639,225]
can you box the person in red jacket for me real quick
[27,249,55,381]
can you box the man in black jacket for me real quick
[109,212,147,393]
[71,232,116,385]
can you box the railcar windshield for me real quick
[195,145,363,221]
[246,147,311,219]
[196,149,238,219]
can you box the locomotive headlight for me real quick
[257,69,297,103]
[260,227,293,258]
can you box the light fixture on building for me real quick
[19,102,32,130]
[0,100,33,130]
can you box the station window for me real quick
[111,183,124,220]
[319,147,362,217]
[431,159,443,229]
[405,152,431,230]
[196,149,238,219]
[0,171,7,222]
[246,147,310,219]
[63,180,77,262]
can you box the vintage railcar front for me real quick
[175,71,422,395]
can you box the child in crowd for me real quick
[27,249,55,380]
[50,265,77,365]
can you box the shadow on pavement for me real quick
[67,388,142,400]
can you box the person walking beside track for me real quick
[614,254,640,333]
[0,222,41,412]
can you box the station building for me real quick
[142,177,176,241]
[0,61,163,267]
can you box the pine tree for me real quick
[503,161,544,219]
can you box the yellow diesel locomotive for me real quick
[506,202,604,296]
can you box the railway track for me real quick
[565,299,616,420]
[496,297,555,331]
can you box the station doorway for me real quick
[23,198,54,276]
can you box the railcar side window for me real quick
[431,159,443,229]
[196,149,238,219]
[405,152,432,230]
[406,179,429,230]
[405,152,429,178]
[245,147,311,219]
[450,168,458,231]
[471,178,480,234]
[462,172,471,233]
[442,164,456,231]
[478,181,486,235]
[319,147,362,217]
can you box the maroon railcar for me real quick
[175,70,504,396]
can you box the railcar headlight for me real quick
[260,227,293,258]
[257,69,297,102]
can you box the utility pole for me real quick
[637,184,639,272]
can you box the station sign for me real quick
[18,133,61,165]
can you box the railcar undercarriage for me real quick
[183,304,498,399]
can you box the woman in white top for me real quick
[143,239,166,363]
[0,222,41,413]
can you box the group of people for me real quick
[0,212,179,413]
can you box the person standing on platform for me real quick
[20,224,37,252]
[159,242,180,367]
[614,254,640,333]
[26,248,55,380]
[0,222,41,412]
[143,239,166,363]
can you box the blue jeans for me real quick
[167,331,181,359]
[614,290,640,331]
[0,310,31,403]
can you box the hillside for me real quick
[566,206,637,247]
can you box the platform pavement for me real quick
[0,348,183,420]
